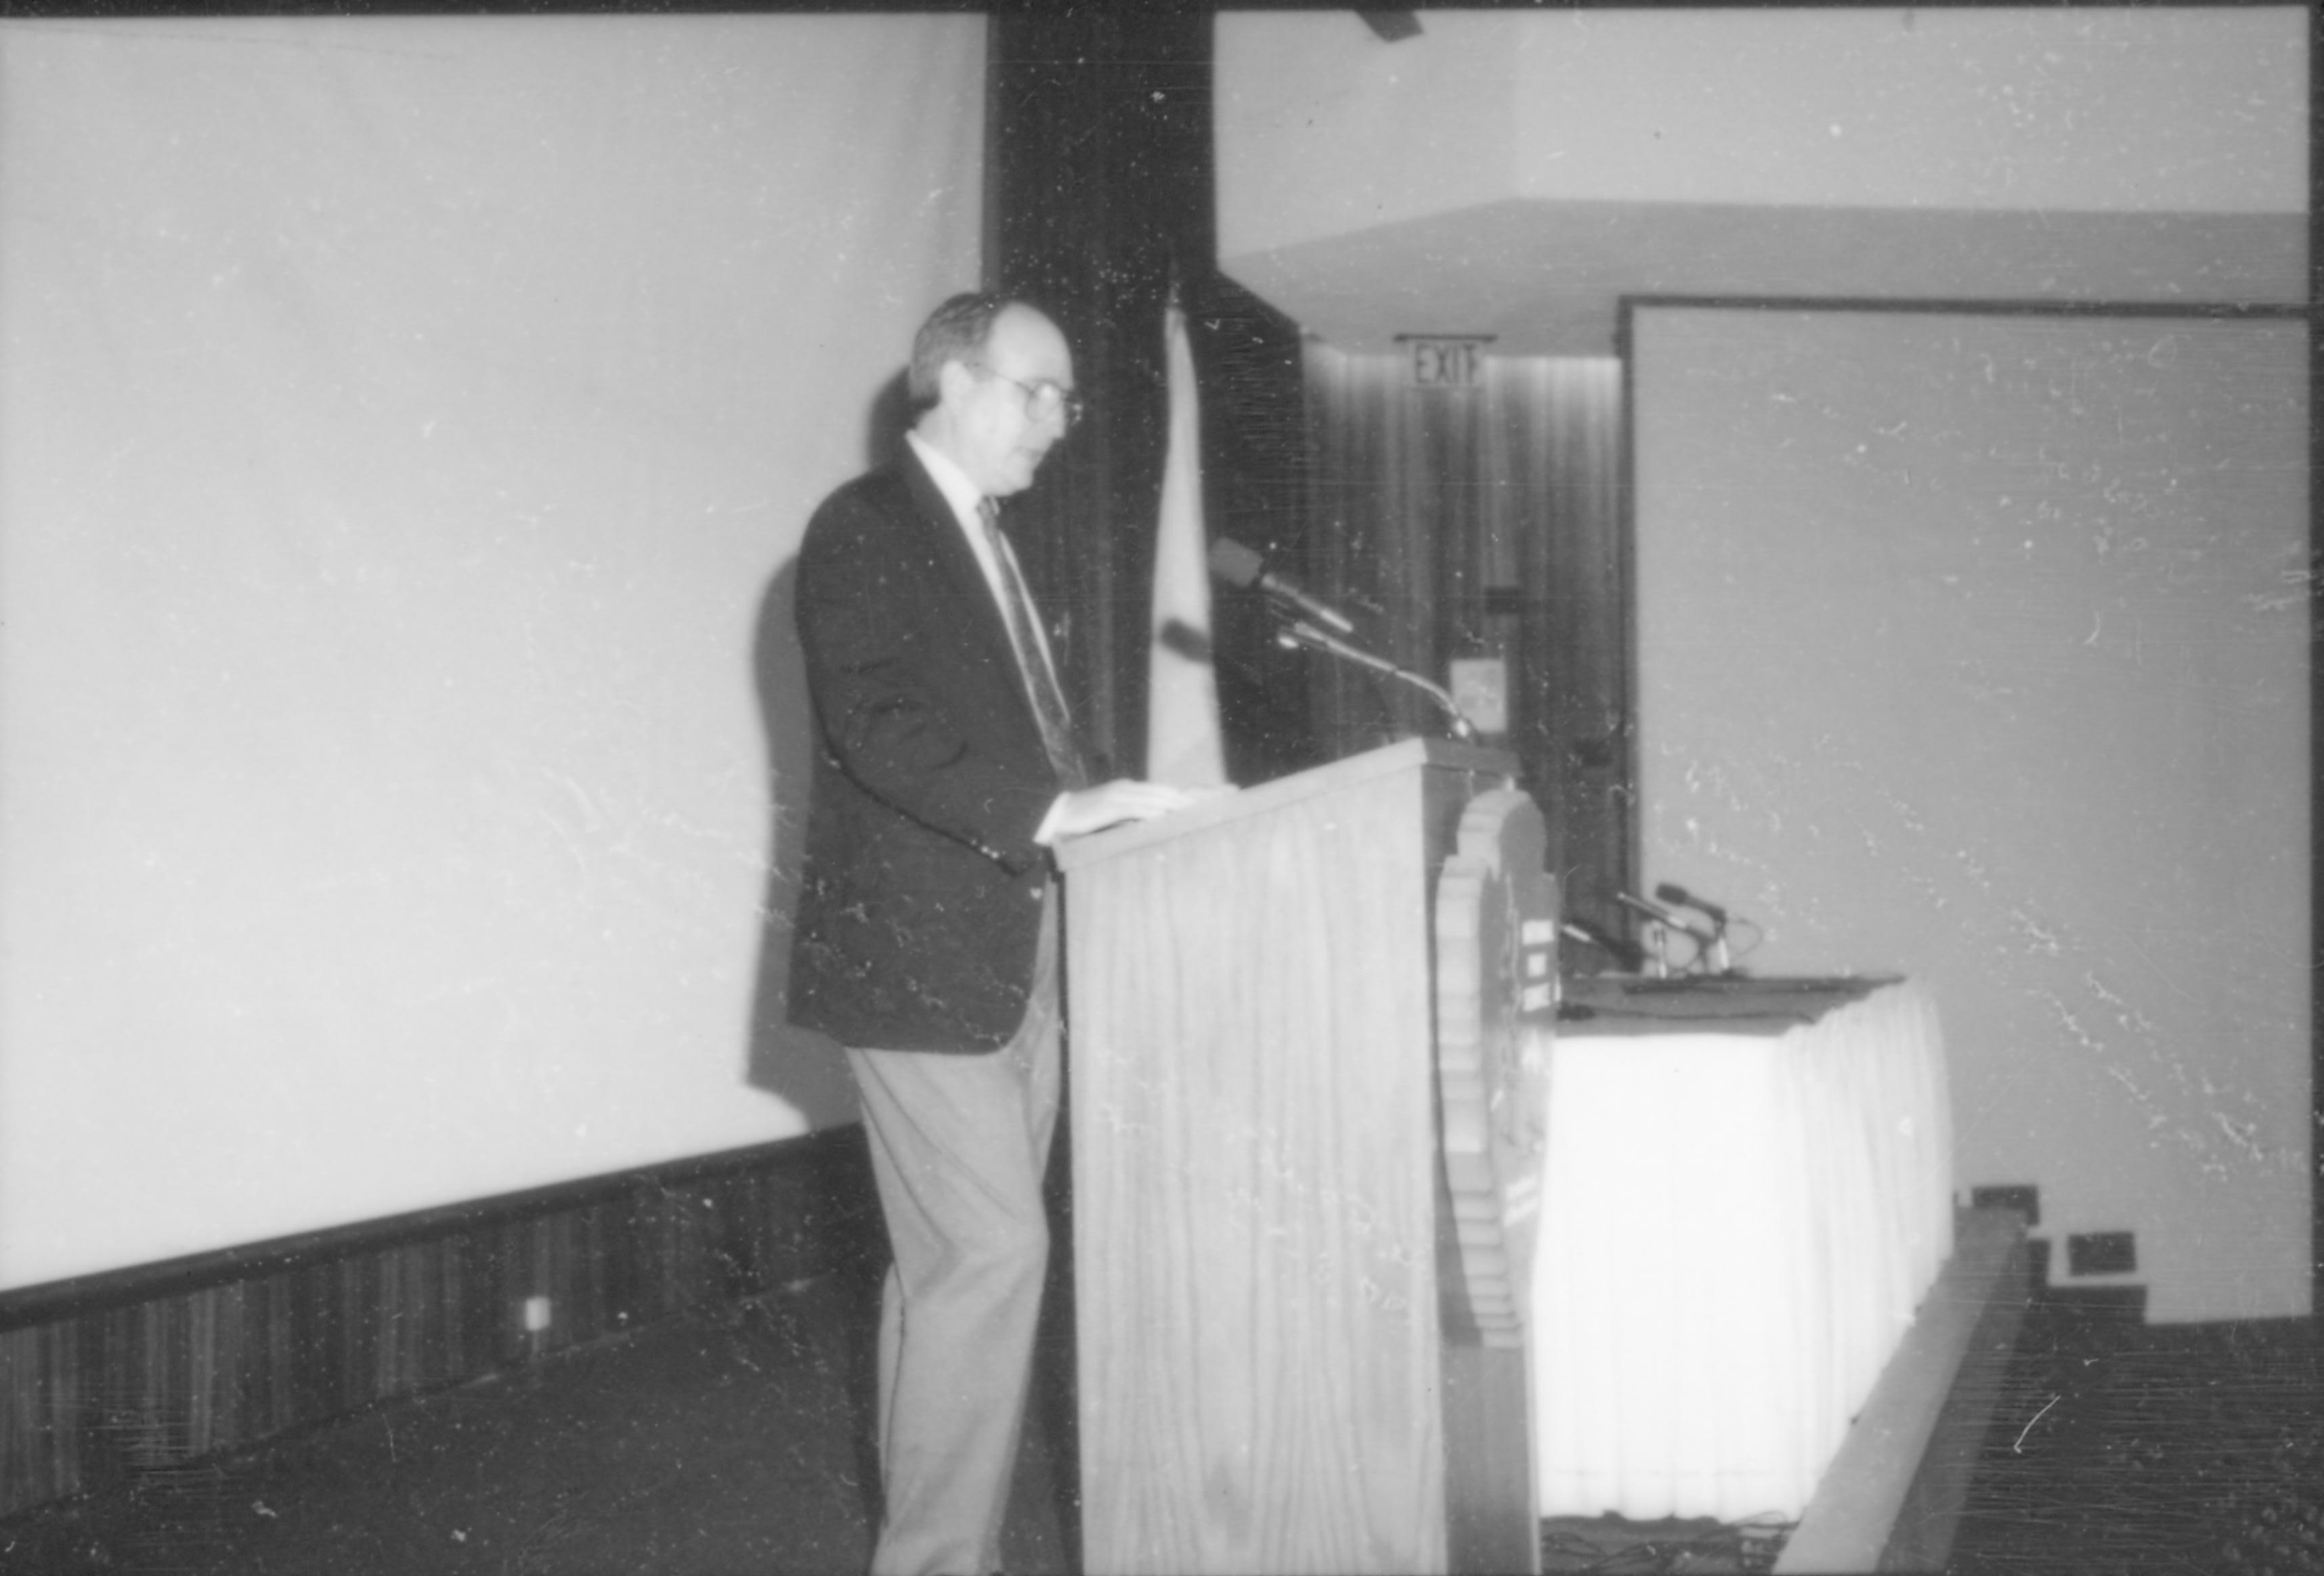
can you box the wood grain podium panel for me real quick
[1060,741,1534,1575]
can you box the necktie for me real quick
[979,500,1085,787]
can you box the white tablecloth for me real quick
[1531,977,1952,1523]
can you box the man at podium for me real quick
[788,292,1186,1576]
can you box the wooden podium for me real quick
[1055,739,1555,1575]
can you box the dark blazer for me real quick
[786,447,1068,1053]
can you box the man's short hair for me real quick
[907,291,1018,408]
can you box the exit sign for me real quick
[1402,336,1492,389]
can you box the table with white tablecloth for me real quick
[1531,976,1953,1525]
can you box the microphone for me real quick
[1275,619,1476,742]
[1562,917,1646,974]
[1612,890,1698,936]
[1208,538,1356,636]
[1612,888,1723,978]
[1654,882,1729,925]
[1650,883,1736,975]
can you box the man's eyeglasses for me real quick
[971,364,1085,431]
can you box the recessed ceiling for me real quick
[1221,198,2307,358]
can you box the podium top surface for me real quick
[1560,973,1908,1036]
[1053,737,1518,872]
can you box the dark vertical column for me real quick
[1612,306,1644,920]
[987,12,1204,777]
[1531,362,1635,944]
[987,12,1318,782]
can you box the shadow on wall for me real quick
[744,370,918,1126]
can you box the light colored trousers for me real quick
[844,894,1062,1576]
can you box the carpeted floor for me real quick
[1947,1299,2321,1576]
[1,1276,2314,1575]
[1532,1295,2321,1576]
[0,1265,1077,1576]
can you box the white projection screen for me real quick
[0,15,985,1289]
[1630,303,2310,1323]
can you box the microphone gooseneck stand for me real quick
[1614,888,1740,978]
[1654,883,1734,975]
[1274,619,1478,744]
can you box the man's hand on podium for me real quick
[1049,779,1234,839]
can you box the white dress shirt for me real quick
[907,432,1073,841]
